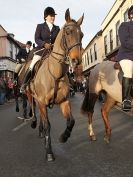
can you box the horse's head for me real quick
[62,9,84,66]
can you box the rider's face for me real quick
[45,15,55,24]
[26,44,32,49]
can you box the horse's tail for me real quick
[81,86,98,114]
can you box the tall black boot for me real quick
[20,69,32,93]
[122,77,132,111]
[14,72,18,86]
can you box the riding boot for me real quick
[122,77,132,111]
[14,72,18,86]
[20,69,32,93]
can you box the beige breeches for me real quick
[119,59,133,78]
[29,55,41,70]
[15,63,22,73]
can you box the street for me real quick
[0,93,133,177]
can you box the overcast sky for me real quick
[0,0,115,48]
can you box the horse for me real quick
[17,9,84,161]
[13,74,32,119]
[81,60,133,144]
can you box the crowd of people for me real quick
[0,75,14,105]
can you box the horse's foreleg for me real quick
[59,100,75,143]
[101,95,116,143]
[26,92,37,128]
[22,94,27,118]
[15,97,19,112]
[30,98,37,129]
[38,103,54,161]
[13,85,19,112]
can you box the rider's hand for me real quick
[44,43,52,49]
[21,58,25,62]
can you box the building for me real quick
[0,25,21,78]
[82,0,133,76]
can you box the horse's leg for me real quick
[101,95,116,143]
[38,103,55,161]
[59,100,75,143]
[22,94,27,118]
[15,96,19,112]
[88,112,96,141]
[14,86,19,112]
[26,92,37,128]
[87,93,98,141]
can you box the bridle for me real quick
[51,23,81,64]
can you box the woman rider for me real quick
[20,7,60,93]
[117,5,133,111]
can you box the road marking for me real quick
[12,121,29,132]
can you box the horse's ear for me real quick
[77,13,84,26]
[65,8,71,22]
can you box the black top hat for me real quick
[44,7,57,19]
[128,5,133,18]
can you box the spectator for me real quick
[0,76,6,105]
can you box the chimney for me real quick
[8,33,15,38]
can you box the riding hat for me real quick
[44,7,57,19]
[26,41,32,46]
[128,5,133,18]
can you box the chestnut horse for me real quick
[81,61,133,144]
[18,9,84,161]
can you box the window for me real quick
[85,55,87,67]
[90,49,93,63]
[94,43,97,60]
[116,20,120,46]
[104,35,107,55]
[124,9,129,22]
[10,41,13,58]
[109,30,113,51]
[87,52,89,65]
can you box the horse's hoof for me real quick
[16,107,19,112]
[90,135,97,141]
[39,132,44,138]
[104,136,110,144]
[31,121,37,129]
[59,134,68,143]
[46,153,55,162]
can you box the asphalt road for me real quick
[0,93,133,177]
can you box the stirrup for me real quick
[13,80,17,86]
[20,84,27,93]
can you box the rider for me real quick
[116,5,133,111]
[14,41,32,85]
[20,7,60,93]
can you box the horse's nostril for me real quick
[72,58,80,65]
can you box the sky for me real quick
[0,0,115,48]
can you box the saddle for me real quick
[114,62,121,70]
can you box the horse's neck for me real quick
[52,27,65,57]
[46,27,68,79]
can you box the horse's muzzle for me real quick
[71,58,81,66]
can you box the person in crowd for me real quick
[0,75,6,105]
[20,7,60,93]
[6,77,14,101]
[116,5,133,111]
